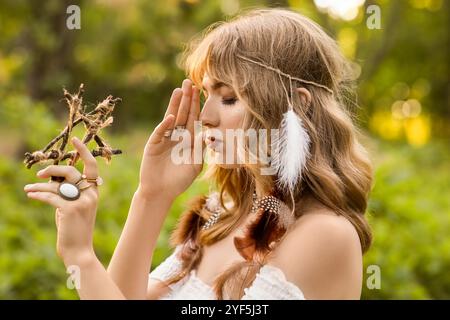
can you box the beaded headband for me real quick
[236,55,334,94]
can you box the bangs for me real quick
[183,24,243,92]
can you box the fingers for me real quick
[24,182,59,194]
[71,137,98,178]
[149,114,175,145]
[36,137,98,182]
[27,191,63,208]
[186,86,200,133]
[174,79,192,128]
[150,79,197,145]
[164,88,183,122]
[37,165,81,183]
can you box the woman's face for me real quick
[200,74,247,168]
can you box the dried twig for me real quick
[24,84,122,174]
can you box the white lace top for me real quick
[149,245,305,300]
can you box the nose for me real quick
[199,98,220,129]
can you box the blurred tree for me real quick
[1,0,448,137]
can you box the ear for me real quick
[296,87,312,106]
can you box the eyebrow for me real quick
[201,81,228,91]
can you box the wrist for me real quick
[135,185,176,203]
[61,248,97,268]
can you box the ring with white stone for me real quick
[58,182,81,201]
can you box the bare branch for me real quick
[24,84,122,170]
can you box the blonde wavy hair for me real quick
[164,8,373,299]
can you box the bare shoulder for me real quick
[292,211,362,248]
[267,210,363,299]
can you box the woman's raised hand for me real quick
[137,79,203,201]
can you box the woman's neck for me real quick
[297,193,331,216]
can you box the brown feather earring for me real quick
[234,190,294,261]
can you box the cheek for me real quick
[220,103,246,129]
[219,103,247,162]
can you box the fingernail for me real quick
[24,184,31,191]
[37,170,44,175]
[72,137,79,143]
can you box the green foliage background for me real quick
[0,0,448,299]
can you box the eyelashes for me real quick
[201,91,238,106]
[221,98,237,106]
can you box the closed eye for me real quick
[222,97,237,106]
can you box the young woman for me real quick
[24,8,373,300]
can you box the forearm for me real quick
[107,188,174,299]
[64,251,126,300]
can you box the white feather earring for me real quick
[235,54,332,219]
[270,73,311,195]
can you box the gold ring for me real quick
[77,174,104,186]
[74,174,85,185]
[77,180,94,190]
